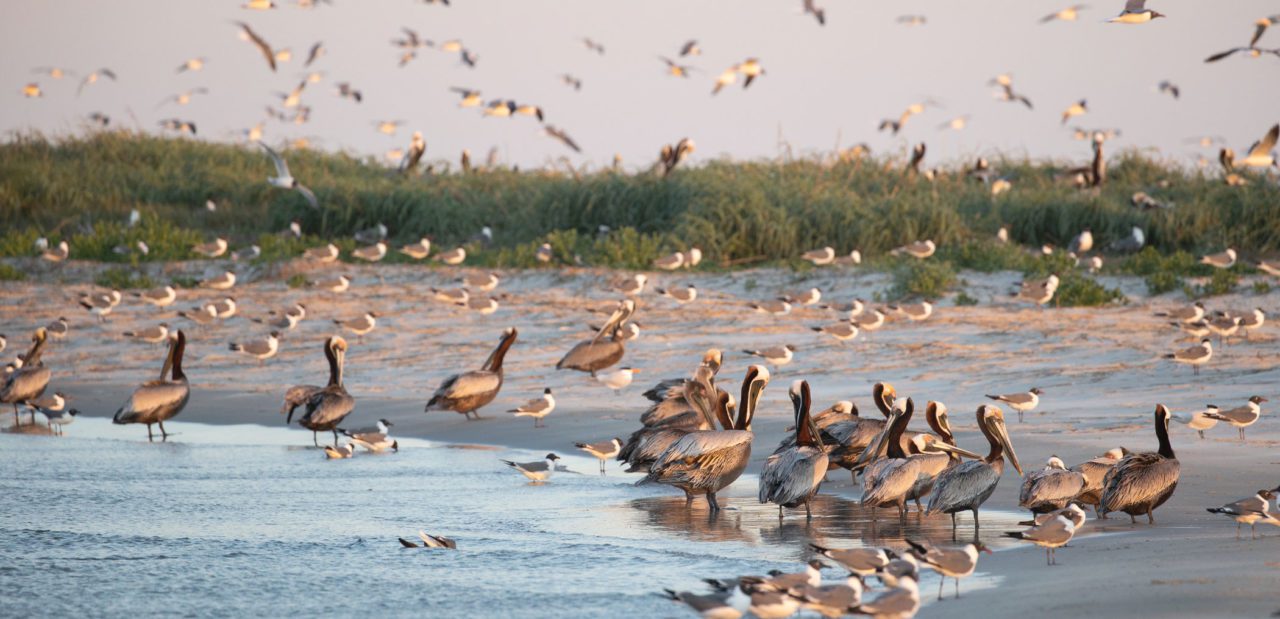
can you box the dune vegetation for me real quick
[1,131,1276,305]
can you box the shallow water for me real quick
[2,418,1026,617]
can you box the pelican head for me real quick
[701,348,723,374]
[736,365,770,431]
[981,405,1023,475]
[873,382,897,417]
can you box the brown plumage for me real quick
[2,328,53,426]
[556,300,632,375]
[113,331,190,441]
[1099,404,1180,524]
[425,328,517,419]
[294,337,355,446]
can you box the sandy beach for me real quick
[3,262,1279,617]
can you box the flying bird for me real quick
[304,42,325,67]
[77,68,116,95]
[1157,80,1180,99]
[582,37,605,54]
[1107,0,1165,24]
[543,125,582,153]
[679,40,701,56]
[235,21,277,71]
[802,0,826,25]
[257,141,318,208]
[1041,5,1087,23]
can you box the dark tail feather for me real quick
[398,538,418,548]
[1162,354,1176,359]
[1003,532,1025,540]
[573,442,588,449]
[903,538,929,555]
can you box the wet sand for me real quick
[3,262,1279,616]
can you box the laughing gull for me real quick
[501,453,561,481]
[750,299,792,316]
[228,331,280,364]
[1106,0,1165,24]
[399,238,431,260]
[1005,513,1078,565]
[986,388,1043,423]
[575,437,623,474]
[310,274,352,293]
[888,301,933,322]
[891,240,936,259]
[848,574,920,617]
[334,312,378,338]
[236,21,277,71]
[123,323,170,345]
[257,141,317,208]
[192,238,228,258]
[1199,248,1237,269]
[743,345,795,367]
[855,309,887,332]
[905,539,991,600]
[351,242,387,263]
[461,272,500,292]
[1171,318,1208,337]
[811,321,859,342]
[809,544,891,577]
[790,288,822,306]
[596,367,639,392]
[323,443,355,459]
[1165,338,1212,374]
[1041,4,1087,22]
[508,388,556,428]
[656,285,697,304]
[1207,488,1280,539]
[303,243,340,262]
[199,271,236,290]
[1154,301,1205,324]
[1234,124,1278,168]
[1185,405,1220,438]
[802,247,836,266]
[1061,99,1088,125]
[45,407,78,436]
[1203,396,1267,440]
[615,274,647,296]
[436,247,466,265]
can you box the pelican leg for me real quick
[1147,508,1156,525]
[685,493,693,508]
[146,424,154,442]
[707,492,721,512]
[313,431,320,447]
[332,429,340,447]
[159,421,169,440]
[955,577,961,599]
[778,505,784,521]
[971,508,980,531]
[805,500,813,521]
[12,404,20,427]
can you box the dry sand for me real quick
[3,260,1279,616]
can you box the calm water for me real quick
[1,418,1021,617]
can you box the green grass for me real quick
[94,267,155,290]
[0,263,26,281]
[890,259,957,300]
[3,132,1277,271]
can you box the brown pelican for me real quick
[638,365,769,511]
[1071,447,1128,516]
[758,380,828,520]
[113,331,190,441]
[1019,456,1086,515]
[294,337,355,446]
[557,300,633,375]
[926,405,1023,532]
[1,328,52,426]
[822,382,897,483]
[1207,487,1280,539]
[619,353,724,472]
[425,327,517,419]
[905,538,991,600]
[1099,404,1180,524]
[860,399,976,519]
[904,402,984,510]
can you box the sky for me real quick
[2,0,1278,171]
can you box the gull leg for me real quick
[313,431,320,447]
[938,576,945,601]
[955,577,961,599]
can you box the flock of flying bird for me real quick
[17,0,1280,178]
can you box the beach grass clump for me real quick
[1145,271,1183,296]
[954,290,979,306]
[94,267,155,290]
[4,132,1280,270]
[0,263,26,281]
[890,259,956,300]
[1053,273,1126,307]
[1189,269,1240,298]
[1253,280,1272,295]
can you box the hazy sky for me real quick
[3,0,1278,170]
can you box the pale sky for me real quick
[2,0,1278,170]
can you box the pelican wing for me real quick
[300,387,355,427]
[435,370,500,400]
[1099,453,1180,513]
[1019,469,1085,507]
[927,460,1001,514]
[758,446,828,505]
[620,427,690,471]
[114,379,189,423]
[862,458,925,506]
[643,430,752,487]
[555,339,623,371]
[1,366,52,403]
[282,384,321,414]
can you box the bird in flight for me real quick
[257,141,318,208]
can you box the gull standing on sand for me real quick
[802,247,836,266]
[575,438,622,474]
[743,344,795,367]
[657,284,697,304]
[501,453,561,481]
[462,272,500,292]
[1207,488,1280,539]
[310,274,351,293]
[210,297,237,319]
[1165,338,1212,375]
[257,141,318,208]
[1100,405,1180,523]
[808,544,891,578]
[615,274,647,296]
[200,271,236,290]
[41,241,70,262]
[985,388,1043,423]
[653,251,685,270]
[304,243,340,262]
[1184,405,1221,439]
[123,323,170,345]
[1004,509,1080,565]
[400,238,431,259]
[1017,274,1060,306]
[905,539,991,600]
[508,388,555,428]
[892,240,936,259]
[229,331,279,364]
[1203,396,1267,440]
[351,242,387,263]
[855,309,886,333]
[132,285,176,308]
[1107,0,1165,24]
[193,238,228,258]
[1199,248,1237,269]
[596,367,639,392]
[790,288,822,306]
[811,321,859,343]
[1154,301,1205,324]
[334,312,378,339]
[78,290,121,322]
[436,247,466,265]
[113,331,189,441]
[425,327,517,420]
[889,301,933,322]
[750,299,792,316]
